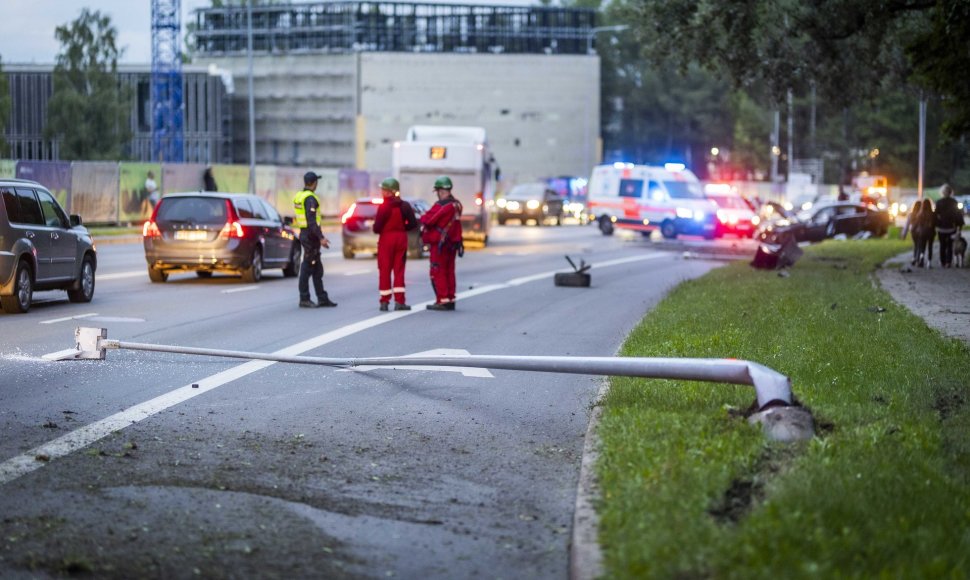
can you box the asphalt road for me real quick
[0,225,738,578]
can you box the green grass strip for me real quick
[597,238,970,579]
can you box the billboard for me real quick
[119,162,162,222]
[71,162,120,224]
[16,161,72,212]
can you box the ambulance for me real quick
[586,163,718,239]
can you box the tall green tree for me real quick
[45,9,131,161]
[0,55,11,156]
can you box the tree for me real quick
[44,9,131,161]
[620,0,968,140]
[0,55,11,156]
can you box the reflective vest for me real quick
[293,189,321,229]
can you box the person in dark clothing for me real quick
[203,167,218,192]
[915,198,937,268]
[293,171,337,308]
[935,184,965,268]
[373,177,418,311]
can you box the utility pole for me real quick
[247,0,256,194]
[787,89,793,182]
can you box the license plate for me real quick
[174,230,209,241]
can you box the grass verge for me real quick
[596,238,970,578]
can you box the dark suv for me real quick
[0,179,97,314]
[143,192,301,283]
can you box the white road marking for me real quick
[343,268,372,276]
[6,252,668,486]
[40,313,98,325]
[340,348,495,378]
[222,286,259,294]
[97,270,145,281]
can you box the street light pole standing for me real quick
[584,25,629,176]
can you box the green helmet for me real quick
[434,176,453,190]
[380,177,400,192]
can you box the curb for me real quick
[570,378,608,580]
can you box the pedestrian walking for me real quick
[935,184,965,268]
[420,176,463,311]
[915,198,937,268]
[373,177,418,311]
[903,199,923,262]
[293,171,338,308]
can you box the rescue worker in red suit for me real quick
[420,176,463,311]
[373,177,418,311]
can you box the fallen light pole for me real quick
[50,327,815,441]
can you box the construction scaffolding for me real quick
[152,0,185,163]
[192,1,596,56]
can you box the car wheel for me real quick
[408,244,424,260]
[556,213,563,226]
[67,255,96,303]
[598,216,614,236]
[498,217,507,225]
[661,220,677,239]
[148,266,168,283]
[283,244,301,277]
[343,247,355,259]
[1,260,33,314]
[241,247,262,283]
[196,271,213,279]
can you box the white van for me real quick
[587,163,718,239]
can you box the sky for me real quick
[0,0,535,66]
[0,1,210,65]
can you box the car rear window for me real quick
[352,203,378,219]
[15,188,45,225]
[157,197,228,225]
[1,188,22,223]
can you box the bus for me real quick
[392,125,497,245]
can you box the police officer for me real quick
[420,176,463,311]
[373,177,418,311]
[293,171,337,308]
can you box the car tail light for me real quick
[218,200,244,239]
[143,220,161,238]
[475,192,483,206]
[341,203,357,224]
[143,204,161,238]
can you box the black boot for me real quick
[379,302,389,311]
[317,293,338,307]
[394,303,411,311]
[299,299,318,308]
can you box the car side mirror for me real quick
[70,214,83,227]
[283,216,294,226]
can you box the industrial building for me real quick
[1,63,233,165]
[191,0,600,184]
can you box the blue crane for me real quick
[151,0,184,163]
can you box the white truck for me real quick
[392,125,497,245]
[586,163,718,239]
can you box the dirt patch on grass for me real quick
[707,445,802,525]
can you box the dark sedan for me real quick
[341,198,430,259]
[496,183,565,226]
[758,202,891,243]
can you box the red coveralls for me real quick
[373,196,416,305]
[420,196,463,304]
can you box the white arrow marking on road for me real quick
[40,313,98,325]
[8,252,669,486]
[339,348,495,377]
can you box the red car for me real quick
[707,193,758,238]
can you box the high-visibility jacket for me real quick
[293,189,321,229]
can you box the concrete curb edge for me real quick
[569,378,609,580]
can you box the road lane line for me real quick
[222,286,259,294]
[39,313,98,325]
[4,252,670,486]
[343,269,372,276]
[98,270,146,281]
